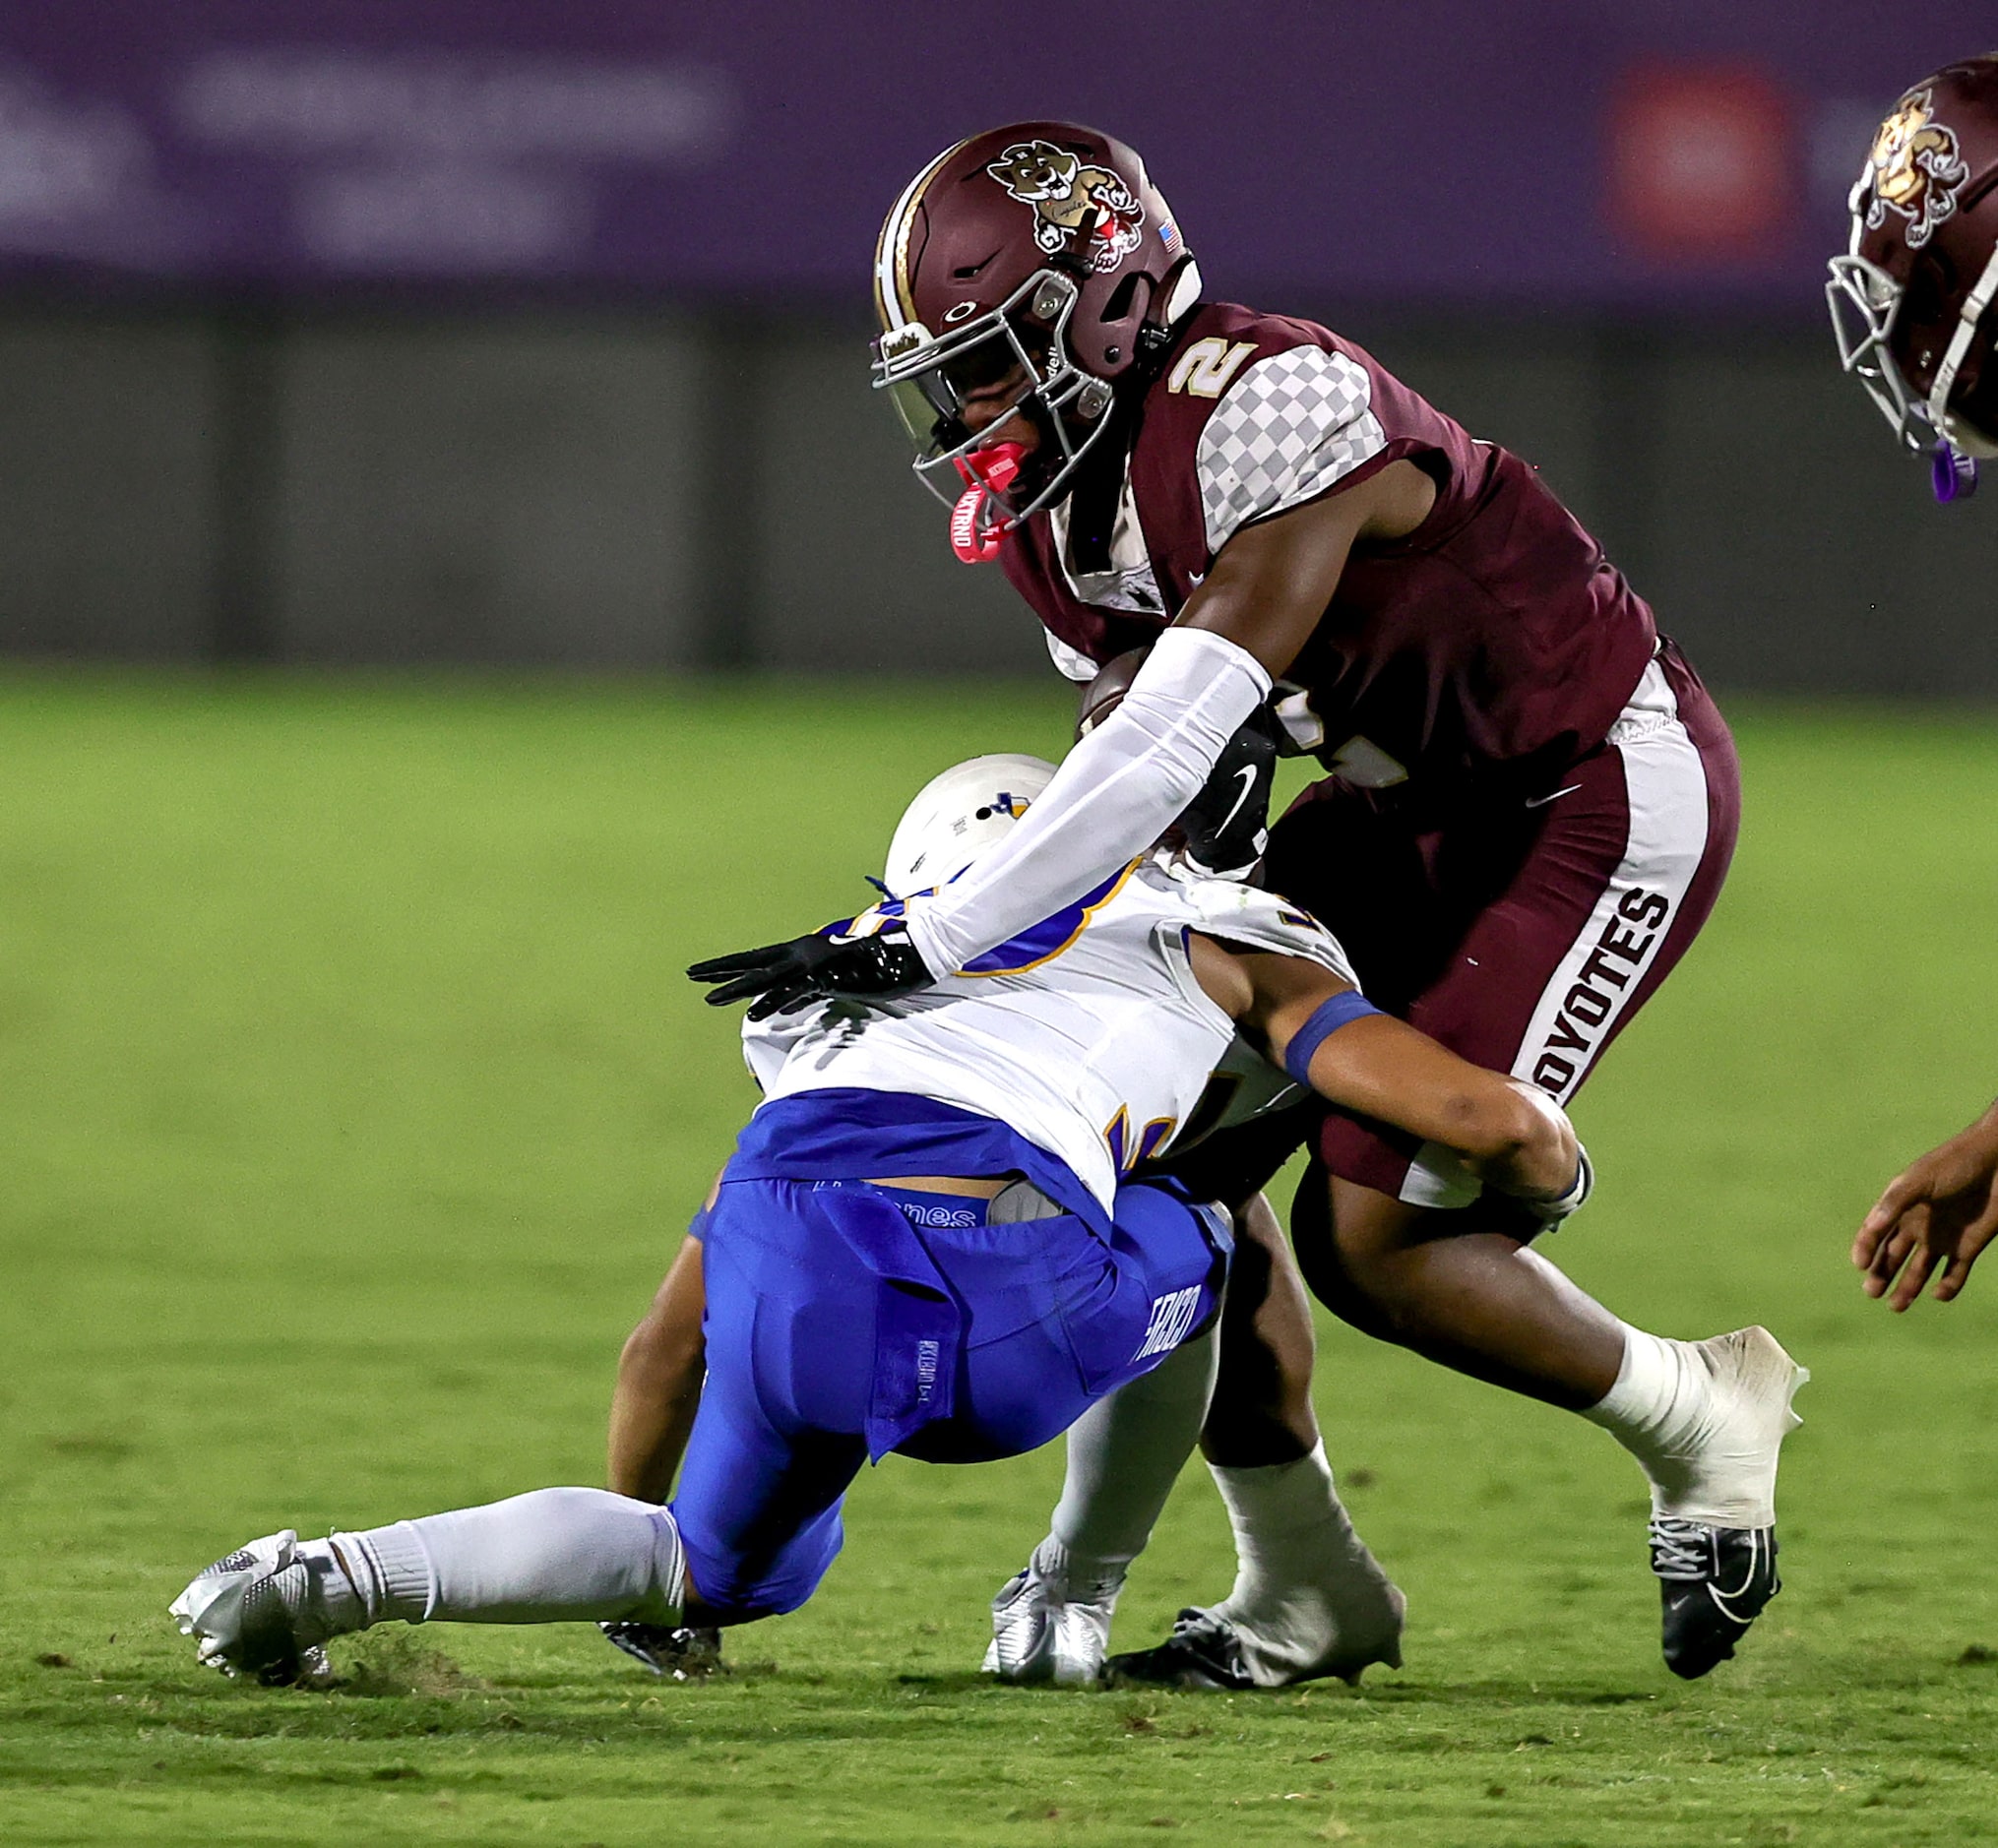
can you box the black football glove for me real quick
[1177,708,1280,879]
[688,925,934,1022]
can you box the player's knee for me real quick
[679,1527,841,1628]
[1225,1192,1284,1268]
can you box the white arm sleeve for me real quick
[904,625,1271,977]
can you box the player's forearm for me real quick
[1267,1006,1579,1200]
[1931,1098,1998,1190]
[904,627,1269,976]
[1439,1078,1580,1200]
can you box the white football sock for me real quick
[1581,1324,1806,1528]
[1208,1442,1405,1687]
[1035,1328,1217,1591]
[330,1487,686,1629]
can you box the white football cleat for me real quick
[1236,1568,1407,1687]
[169,1529,359,1686]
[981,1559,1124,1686]
[1646,1325,1809,1679]
[1667,1325,1809,1531]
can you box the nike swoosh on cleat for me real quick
[1705,1534,1770,1622]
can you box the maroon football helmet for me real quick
[871,124,1202,558]
[1828,54,1998,500]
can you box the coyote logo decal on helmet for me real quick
[985,139,1146,272]
[1862,89,1970,250]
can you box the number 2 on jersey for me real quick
[1167,338,1257,399]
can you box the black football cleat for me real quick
[1104,1606,1257,1692]
[598,1620,724,1681]
[1651,1518,1779,1679]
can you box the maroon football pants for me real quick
[1160,640,1738,1211]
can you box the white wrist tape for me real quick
[1526,1144,1593,1224]
[905,626,1272,977]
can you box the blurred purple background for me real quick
[0,0,1977,305]
[0,4,1991,686]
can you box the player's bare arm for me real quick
[961,363,1435,684]
[607,1230,709,1503]
[1184,933,1580,1205]
[1176,460,1436,678]
[1852,1099,1998,1310]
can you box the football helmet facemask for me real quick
[872,123,1202,558]
[1828,54,1998,500]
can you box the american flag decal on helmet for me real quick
[1159,219,1182,256]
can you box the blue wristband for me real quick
[1282,989,1382,1086]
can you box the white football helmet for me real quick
[883,753,1057,898]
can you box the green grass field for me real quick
[2,673,1996,1847]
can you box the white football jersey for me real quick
[741,855,1355,1211]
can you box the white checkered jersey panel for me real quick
[1196,347,1387,556]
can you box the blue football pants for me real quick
[670,1177,1227,1625]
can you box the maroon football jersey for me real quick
[1000,302,1658,798]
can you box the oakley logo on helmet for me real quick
[984,139,1146,272]
[1862,89,1969,250]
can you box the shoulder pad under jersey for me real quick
[1174,878,1359,987]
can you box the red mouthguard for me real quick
[948,443,1029,565]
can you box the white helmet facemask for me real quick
[882,754,1058,899]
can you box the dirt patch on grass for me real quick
[331,1631,490,1697]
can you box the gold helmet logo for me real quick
[985,140,1146,273]
[1863,89,1970,250]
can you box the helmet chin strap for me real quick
[950,442,1029,563]
[1932,445,1978,503]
